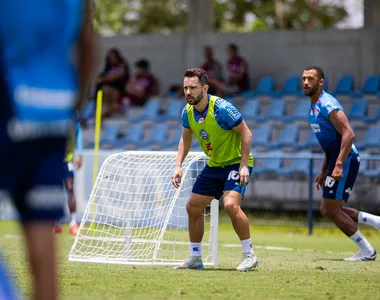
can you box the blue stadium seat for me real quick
[283,99,309,122]
[279,76,300,96]
[241,91,256,99]
[255,76,275,96]
[356,125,380,150]
[296,131,319,149]
[269,124,299,149]
[358,151,370,176]
[257,98,285,121]
[165,128,183,149]
[86,123,120,148]
[241,99,260,120]
[278,151,312,176]
[139,123,169,147]
[252,151,283,175]
[334,75,354,95]
[112,123,144,149]
[129,98,161,123]
[347,98,367,120]
[364,164,380,178]
[252,124,272,147]
[351,75,380,97]
[364,104,380,123]
[156,100,183,122]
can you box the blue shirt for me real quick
[182,95,243,130]
[0,1,84,141]
[309,91,358,158]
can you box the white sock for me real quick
[70,213,77,227]
[190,242,202,257]
[55,220,62,228]
[241,238,253,254]
[358,211,380,230]
[349,230,374,254]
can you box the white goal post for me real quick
[68,151,219,266]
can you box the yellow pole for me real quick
[90,90,102,229]
[93,90,103,185]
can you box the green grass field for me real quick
[1,218,380,300]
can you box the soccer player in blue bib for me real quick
[303,66,380,261]
[0,1,94,299]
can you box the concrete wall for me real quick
[98,28,380,95]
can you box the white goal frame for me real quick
[68,151,219,266]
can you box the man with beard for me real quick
[303,66,380,261]
[171,68,258,271]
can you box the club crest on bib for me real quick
[314,106,320,117]
[200,129,209,140]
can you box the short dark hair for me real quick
[184,68,208,86]
[135,59,150,69]
[304,66,325,80]
[228,43,238,51]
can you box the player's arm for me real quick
[232,121,252,185]
[176,127,193,168]
[172,109,193,188]
[76,0,95,111]
[329,110,355,180]
[315,154,328,190]
[232,121,252,168]
[75,122,84,169]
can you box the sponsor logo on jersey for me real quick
[205,142,213,151]
[310,123,321,133]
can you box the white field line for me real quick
[3,233,354,255]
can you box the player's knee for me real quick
[186,201,202,216]
[223,200,239,216]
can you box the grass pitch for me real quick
[1,218,380,300]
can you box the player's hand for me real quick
[315,170,327,190]
[75,156,83,169]
[172,167,182,189]
[332,165,343,181]
[239,166,250,186]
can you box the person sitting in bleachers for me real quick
[95,48,129,117]
[125,59,159,107]
[200,46,224,96]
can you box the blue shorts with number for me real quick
[323,153,360,201]
[0,125,67,221]
[192,163,253,199]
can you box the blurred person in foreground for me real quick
[0,1,95,299]
[172,68,258,271]
[303,66,380,261]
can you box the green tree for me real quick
[214,0,348,32]
[93,0,348,35]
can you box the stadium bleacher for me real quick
[82,74,380,177]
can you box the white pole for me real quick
[210,199,219,265]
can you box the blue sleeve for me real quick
[75,122,83,155]
[320,98,342,119]
[181,107,190,128]
[217,100,243,129]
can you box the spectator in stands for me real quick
[95,48,129,117]
[200,44,249,97]
[125,59,159,106]
[226,43,249,94]
[200,46,224,96]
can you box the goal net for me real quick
[68,151,219,266]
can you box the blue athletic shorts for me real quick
[0,126,67,221]
[63,162,75,179]
[323,153,360,201]
[192,163,253,199]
